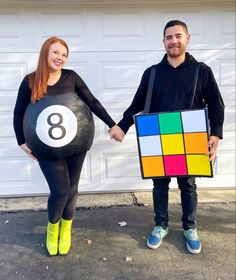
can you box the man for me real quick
[109,20,224,254]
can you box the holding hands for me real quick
[109,125,125,142]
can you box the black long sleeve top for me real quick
[13,69,116,145]
[118,53,225,138]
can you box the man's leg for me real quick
[177,177,197,230]
[177,177,201,254]
[153,178,171,229]
[146,178,170,249]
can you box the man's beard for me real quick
[167,44,185,57]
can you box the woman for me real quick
[13,36,121,256]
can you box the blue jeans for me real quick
[152,177,197,230]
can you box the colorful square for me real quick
[139,135,162,156]
[159,112,182,134]
[181,109,207,133]
[136,114,159,136]
[186,155,212,176]
[141,156,165,178]
[164,155,187,176]
[184,132,209,154]
[161,134,185,155]
[134,108,212,179]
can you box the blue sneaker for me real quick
[184,229,201,254]
[147,226,168,249]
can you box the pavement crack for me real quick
[131,192,144,206]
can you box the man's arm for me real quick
[201,63,225,139]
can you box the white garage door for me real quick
[0,1,235,196]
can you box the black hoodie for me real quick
[118,53,224,138]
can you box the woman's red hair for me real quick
[28,36,69,103]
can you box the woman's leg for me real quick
[38,158,70,223]
[62,152,87,220]
[38,158,71,255]
[58,152,87,255]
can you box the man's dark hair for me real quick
[163,20,188,37]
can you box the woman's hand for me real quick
[20,143,37,160]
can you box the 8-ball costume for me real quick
[13,69,116,255]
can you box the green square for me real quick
[159,112,183,134]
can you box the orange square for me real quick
[184,132,208,154]
[141,156,165,178]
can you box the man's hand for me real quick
[20,143,37,160]
[206,136,220,161]
[108,125,125,142]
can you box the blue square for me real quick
[135,114,160,136]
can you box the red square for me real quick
[164,155,187,176]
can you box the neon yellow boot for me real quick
[59,218,73,255]
[46,221,59,256]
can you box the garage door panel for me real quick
[0,140,24,157]
[0,113,15,138]
[162,11,202,39]
[220,10,235,35]
[0,159,33,182]
[219,62,235,86]
[215,151,236,175]
[0,63,27,90]
[102,64,142,90]
[101,152,140,182]
[88,52,162,103]
[79,153,92,185]
[97,8,146,42]
[223,106,236,131]
[218,131,235,151]
[39,9,85,41]
[0,8,25,45]
[220,87,235,106]
[0,94,17,107]
[66,62,88,80]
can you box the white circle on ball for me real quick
[36,105,77,147]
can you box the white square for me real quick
[181,109,207,133]
[139,135,162,156]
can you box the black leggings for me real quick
[38,152,86,223]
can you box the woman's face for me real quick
[47,42,68,72]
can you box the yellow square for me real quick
[161,134,184,155]
[141,156,165,178]
[186,155,212,176]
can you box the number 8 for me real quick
[47,113,66,140]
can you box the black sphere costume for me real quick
[23,92,95,160]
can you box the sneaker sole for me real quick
[186,242,201,254]
[146,239,162,250]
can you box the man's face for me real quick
[163,25,190,58]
